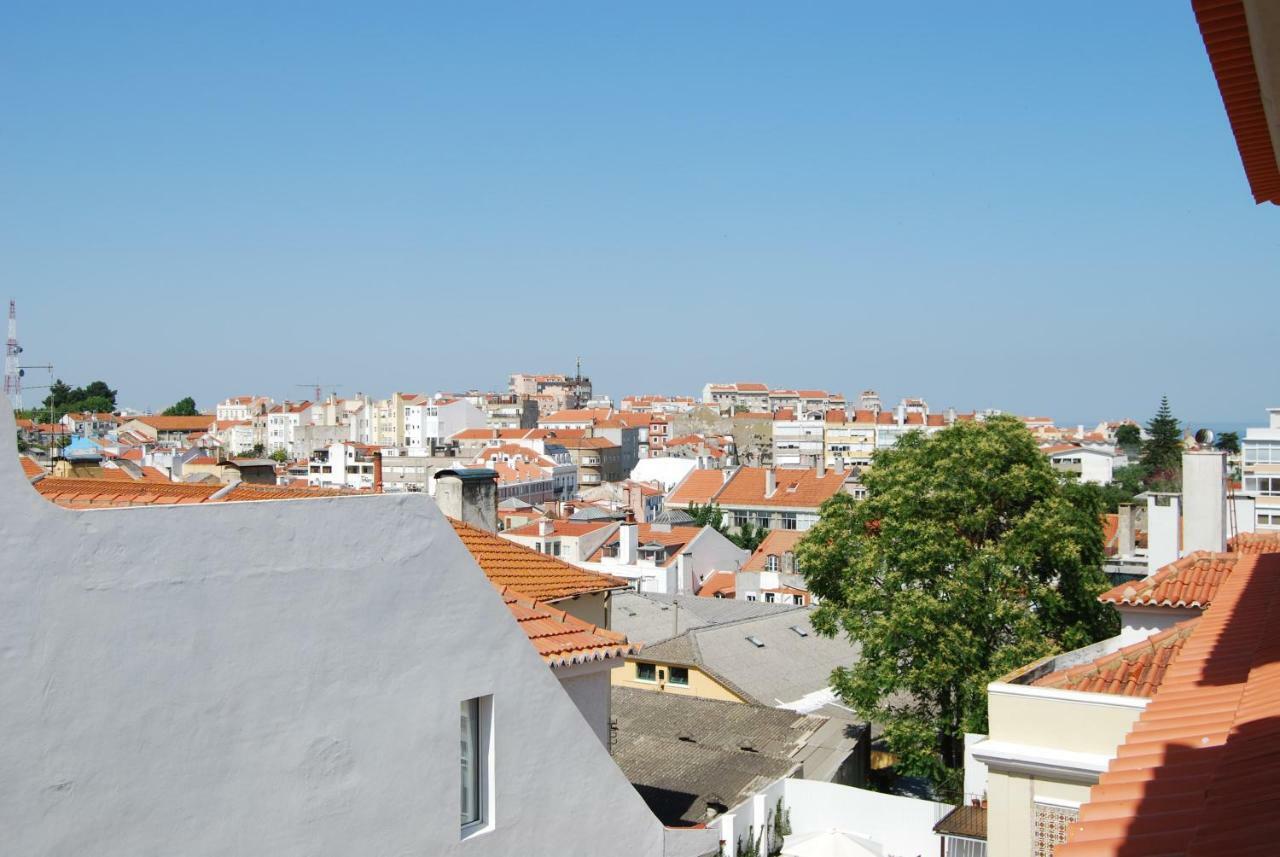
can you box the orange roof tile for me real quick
[1099,552,1237,609]
[130,415,216,431]
[714,467,845,509]
[34,477,354,507]
[587,524,704,566]
[450,519,629,601]
[19,455,45,478]
[1193,0,1280,205]
[695,569,736,598]
[666,469,731,506]
[1057,550,1280,856]
[1029,619,1198,698]
[504,519,616,538]
[1228,531,1280,555]
[741,529,805,572]
[497,586,639,667]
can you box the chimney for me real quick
[433,468,499,532]
[1117,503,1135,557]
[538,518,553,537]
[619,510,638,565]
[895,404,906,425]
[816,454,826,478]
[1182,449,1227,553]
[946,406,956,425]
[373,450,383,493]
[765,468,777,497]
[1146,493,1180,574]
[835,455,845,474]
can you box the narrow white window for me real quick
[460,697,491,834]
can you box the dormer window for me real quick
[765,555,779,572]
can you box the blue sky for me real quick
[2,2,1275,423]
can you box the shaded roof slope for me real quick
[1057,550,1280,856]
[497,586,639,668]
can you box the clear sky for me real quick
[2,2,1276,423]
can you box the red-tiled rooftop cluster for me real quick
[1098,551,1237,609]
[1030,620,1198,698]
[498,587,639,667]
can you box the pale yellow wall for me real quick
[985,688,1142,857]
[987,770,1092,857]
[610,659,744,703]
[988,690,1142,756]
[556,591,610,629]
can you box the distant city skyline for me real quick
[4,3,1277,421]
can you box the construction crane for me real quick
[296,381,342,403]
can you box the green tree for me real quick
[797,416,1116,799]
[80,380,118,407]
[16,430,28,453]
[162,396,199,417]
[729,521,768,552]
[269,448,289,464]
[687,502,727,533]
[1215,431,1241,455]
[1139,396,1182,487]
[1095,464,1145,513]
[1114,423,1141,453]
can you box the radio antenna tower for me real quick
[4,299,22,409]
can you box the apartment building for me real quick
[403,396,485,455]
[1242,406,1280,530]
[307,440,378,490]
[509,372,592,416]
[214,395,275,422]
[666,465,847,534]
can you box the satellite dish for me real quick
[1194,428,1215,447]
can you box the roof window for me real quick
[745,636,765,648]
[789,625,808,637]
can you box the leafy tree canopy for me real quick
[687,502,726,532]
[1215,431,1241,455]
[269,449,289,464]
[1114,423,1141,452]
[162,396,199,417]
[27,378,119,422]
[797,415,1116,798]
[729,521,768,552]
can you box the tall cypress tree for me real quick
[1140,395,1182,484]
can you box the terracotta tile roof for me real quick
[504,519,616,538]
[695,569,736,598]
[666,469,731,506]
[539,408,615,423]
[34,477,354,507]
[587,524,704,566]
[735,383,768,392]
[1099,552,1238,609]
[451,427,557,441]
[741,530,805,572]
[19,455,44,478]
[714,467,846,509]
[1192,0,1280,205]
[186,456,218,465]
[141,466,171,483]
[553,436,617,450]
[497,586,639,667]
[1057,551,1280,856]
[1030,619,1199,698]
[1228,531,1280,555]
[130,415,216,431]
[450,519,629,601]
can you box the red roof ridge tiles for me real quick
[1099,551,1238,609]
[1228,531,1280,555]
[1029,619,1199,698]
[450,519,629,601]
[495,584,639,667]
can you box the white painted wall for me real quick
[554,664,614,747]
[0,407,670,857]
[1146,494,1180,573]
[718,778,950,857]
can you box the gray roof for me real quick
[653,508,695,525]
[613,593,860,707]
[569,507,617,521]
[611,686,821,826]
[612,592,799,644]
